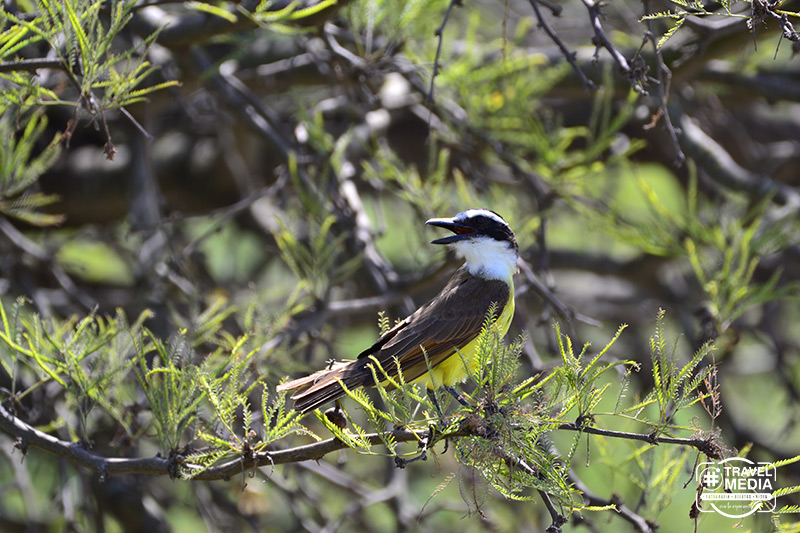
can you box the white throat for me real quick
[452,236,518,281]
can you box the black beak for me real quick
[425,217,475,245]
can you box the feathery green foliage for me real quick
[0,1,796,530]
[0,108,63,225]
[641,0,745,48]
[550,322,632,421]
[0,297,149,438]
[683,200,798,331]
[274,213,362,300]
[649,309,711,425]
[579,166,799,334]
[0,0,178,112]
[134,330,204,452]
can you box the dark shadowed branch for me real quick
[527,0,597,91]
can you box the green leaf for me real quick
[186,1,238,23]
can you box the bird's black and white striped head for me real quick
[426,209,518,281]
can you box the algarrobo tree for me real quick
[1,1,799,531]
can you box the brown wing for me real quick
[279,267,510,412]
[357,267,510,383]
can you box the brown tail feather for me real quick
[277,361,370,413]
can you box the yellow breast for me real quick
[410,282,515,389]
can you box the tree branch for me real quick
[427,0,462,112]
[558,421,724,459]
[0,400,463,481]
[3,392,726,488]
[642,0,684,164]
[0,58,66,74]
[676,111,800,207]
[527,0,597,91]
[582,0,647,94]
[568,470,656,533]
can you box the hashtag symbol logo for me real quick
[702,467,721,489]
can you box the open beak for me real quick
[425,217,475,245]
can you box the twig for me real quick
[323,22,368,70]
[0,58,66,74]
[0,400,463,481]
[539,488,568,533]
[498,450,567,532]
[557,421,724,459]
[749,0,800,53]
[676,111,800,207]
[581,0,646,93]
[516,259,602,330]
[427,0,462,111]
[641,0,685,164]
[119,107,153,142]
[528,0,597,91]
[0,216,47,260]
[568,470,655,533]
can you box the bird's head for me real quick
[426,209,518,281]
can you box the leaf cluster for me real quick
[642,1,744,48]
[0,296,309,475]
[579,165,799,334]
[0,297,148,439]
[628,309,714,431]
[1,1,178,120]
[0,108,62,225]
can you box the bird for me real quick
[277,208,518,413]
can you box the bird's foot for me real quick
[395,424,437,468]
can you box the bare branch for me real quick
[558,421,724,459]
[582,0,647,93]
[569,470,656,533]
[0,58,66,74]
[528,0,598,91]
[642,0,685,164]
[676,112,800,207]
[427,0,463,112]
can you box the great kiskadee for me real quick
[278,209,518,413]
